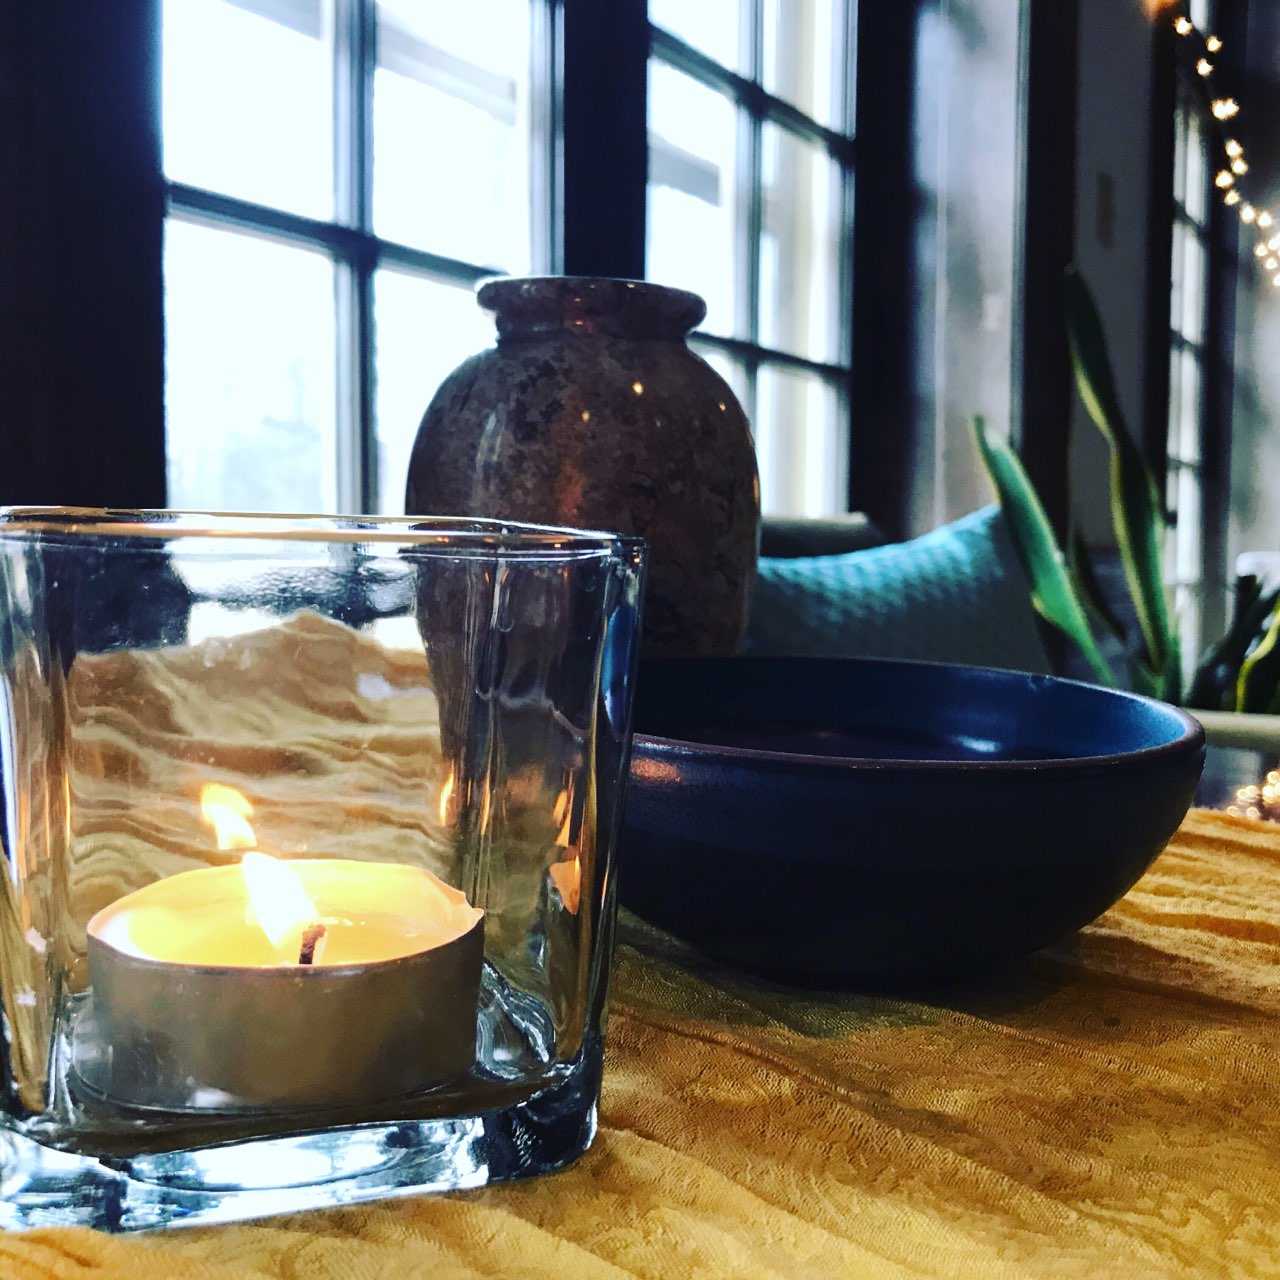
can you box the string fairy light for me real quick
[1173,6,1276,283]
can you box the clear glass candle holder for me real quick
[0,509,645,1230]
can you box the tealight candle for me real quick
[81,856,484,1112]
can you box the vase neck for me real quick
[477,277,706,342]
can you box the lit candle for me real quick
[76,788,484,1112]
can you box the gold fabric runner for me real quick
[4,808,1280,1278]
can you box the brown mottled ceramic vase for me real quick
[405,277,760,656]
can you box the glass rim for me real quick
[0,507,646,557]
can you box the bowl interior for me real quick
[632,657,1200,766]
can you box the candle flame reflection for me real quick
[199,782,257,850]
[549,856,581,915]
[438,768,455,824]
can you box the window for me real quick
[157,0,881,523]
[646,0,856,517]
[162,0,553,516]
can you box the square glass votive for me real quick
[0,508,645,1230]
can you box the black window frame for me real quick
[164,0,560,514]
[645,7,858,493]
[1,0,1093,546]
[1143,0,1242,657]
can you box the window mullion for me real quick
[740,0,764,432]
[332,0,375,512]
[530,0,558,275]
[561,0,647,277]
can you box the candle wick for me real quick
[298,923,326,966]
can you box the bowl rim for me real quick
[631,655,1206,774]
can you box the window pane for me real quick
[759,125,843,363]
[762,0,848,130]
[1182,109,1207,226]
[162,0,333,220]
[1172,582,1201,677]
[1170,346,1202,464]
[374,1,534,270]
[165,220,337,513]
[647,64,741,337]
[755,365,844,516]
[1171,220,1206,345]
[1172,105,1187,211]
[1170,464,1204,585]
[374,270,496,515]
[649,0,742,72]
[691,343,751,418]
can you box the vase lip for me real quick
[476,275,707,341]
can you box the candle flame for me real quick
[199,782,257,850]
[198,783,319,954]
[240,851,322,950]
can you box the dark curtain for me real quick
[0,0,166,508]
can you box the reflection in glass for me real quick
[374,271,496,514]
[373,0,534,270]
[647,64,741,338]
[162,0,334,219]
[164,220,337,513]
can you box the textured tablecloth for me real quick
[4,808,1279,1278]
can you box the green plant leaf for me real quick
[1236,599,1280,714]
[1069,528,1127,644]
[972,416,1115,687]
[1064,268,1176,696]
[1125,655,1161,699]
[1162,623,1183,707]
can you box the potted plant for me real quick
[974,268,1280,750]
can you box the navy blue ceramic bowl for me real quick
[620,657,1205,984]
